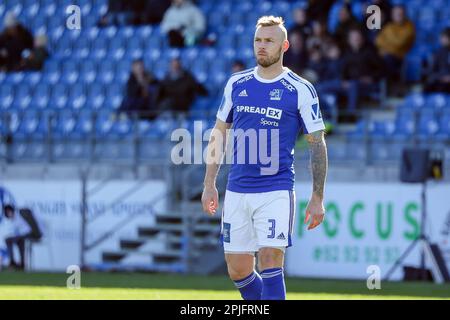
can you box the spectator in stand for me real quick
[317,30,383,119]
[375,5,415,84]
[425,27,450,93]
[306,19,333,52]
[315,41,343,120]
[0,12,33,71]
[98,0,129,26]
[284,30,308,76]
[19,34,49,71]
[119,59,160,121]
[231,60,246,73]
[140,0,171,25]
[161,0,206,48]
[303,46,327,84]
[288,7,312,42]
[341,28,384,116]
[306,0,335,23]
[157,58,208,114]
[333,3,364,50]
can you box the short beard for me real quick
[256,47,282,68]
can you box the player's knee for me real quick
[227,264,253,281]
[258,247,284,270]
[225,256,253,280]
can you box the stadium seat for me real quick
[67,83,86,110]
[50,83,68,109]
[31,83,51,109]
[13,86,32,110]
[426,93,449,111]
[417,111,439,139]
[401,93,426,110]
[97,61,116,85]
[61,62,80,85]
[79,60,98,84]
[0,84,14,110]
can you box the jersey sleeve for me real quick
[216,77,234,123]
[297,81,326,133]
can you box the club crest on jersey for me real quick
[269,89,283,101]
[311,103,322,121]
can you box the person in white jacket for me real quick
[2,204,42,270]
[160,0,206,47]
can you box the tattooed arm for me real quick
[304,130,328,230]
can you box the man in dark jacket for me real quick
[19,34,49,71]
[157,58,208,114]
[0,12,34,71]
[283,30,308,76]
[425,28,450,93]
[3,204,42,270]
[119,59,160,120]
[341,28,384,113]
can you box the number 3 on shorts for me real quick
[267,219,276,239]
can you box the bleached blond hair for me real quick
[256,16,287,41]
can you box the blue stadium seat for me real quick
[393,109,416,139]
[23,72,42,86]
[112,119,133,137]
[79,60,97,84]
[72,37,91,59]
[115,60,132,84]
[417,112,439,139]
[24,3,39,19]
[117,26,135,41]
[401,93,426,109]
[95,111,115,136]
[237,32,255,51]
[108,38,126,60]
[13,86,32,110]
[426,93,449,110]
[68,83,86,110]
[31,83,50,109]
[136,26,153,40]
[91,38,109,59]
[86,83,106,110]
[50,83,68,109]
[61,62,80,85]
[9,72,25,85]
[104,84,124,110]
[73,110,95,138]
[0,84,14,110]
[97,61,116,85]
[15,111,40,138]
[53,110,77,138]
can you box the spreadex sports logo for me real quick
[236,105,282,120]
[236,105,282,127]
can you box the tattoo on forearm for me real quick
[307,131,328,199]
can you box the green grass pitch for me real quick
[0,272,449,300]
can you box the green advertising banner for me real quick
[286,182,450,280]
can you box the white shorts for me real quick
[220,190,296,253]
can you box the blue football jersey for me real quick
[216,67,325,193]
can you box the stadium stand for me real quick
[0,0,448,165]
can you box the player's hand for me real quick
[201,185,219,216]
[304,194,325,230]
